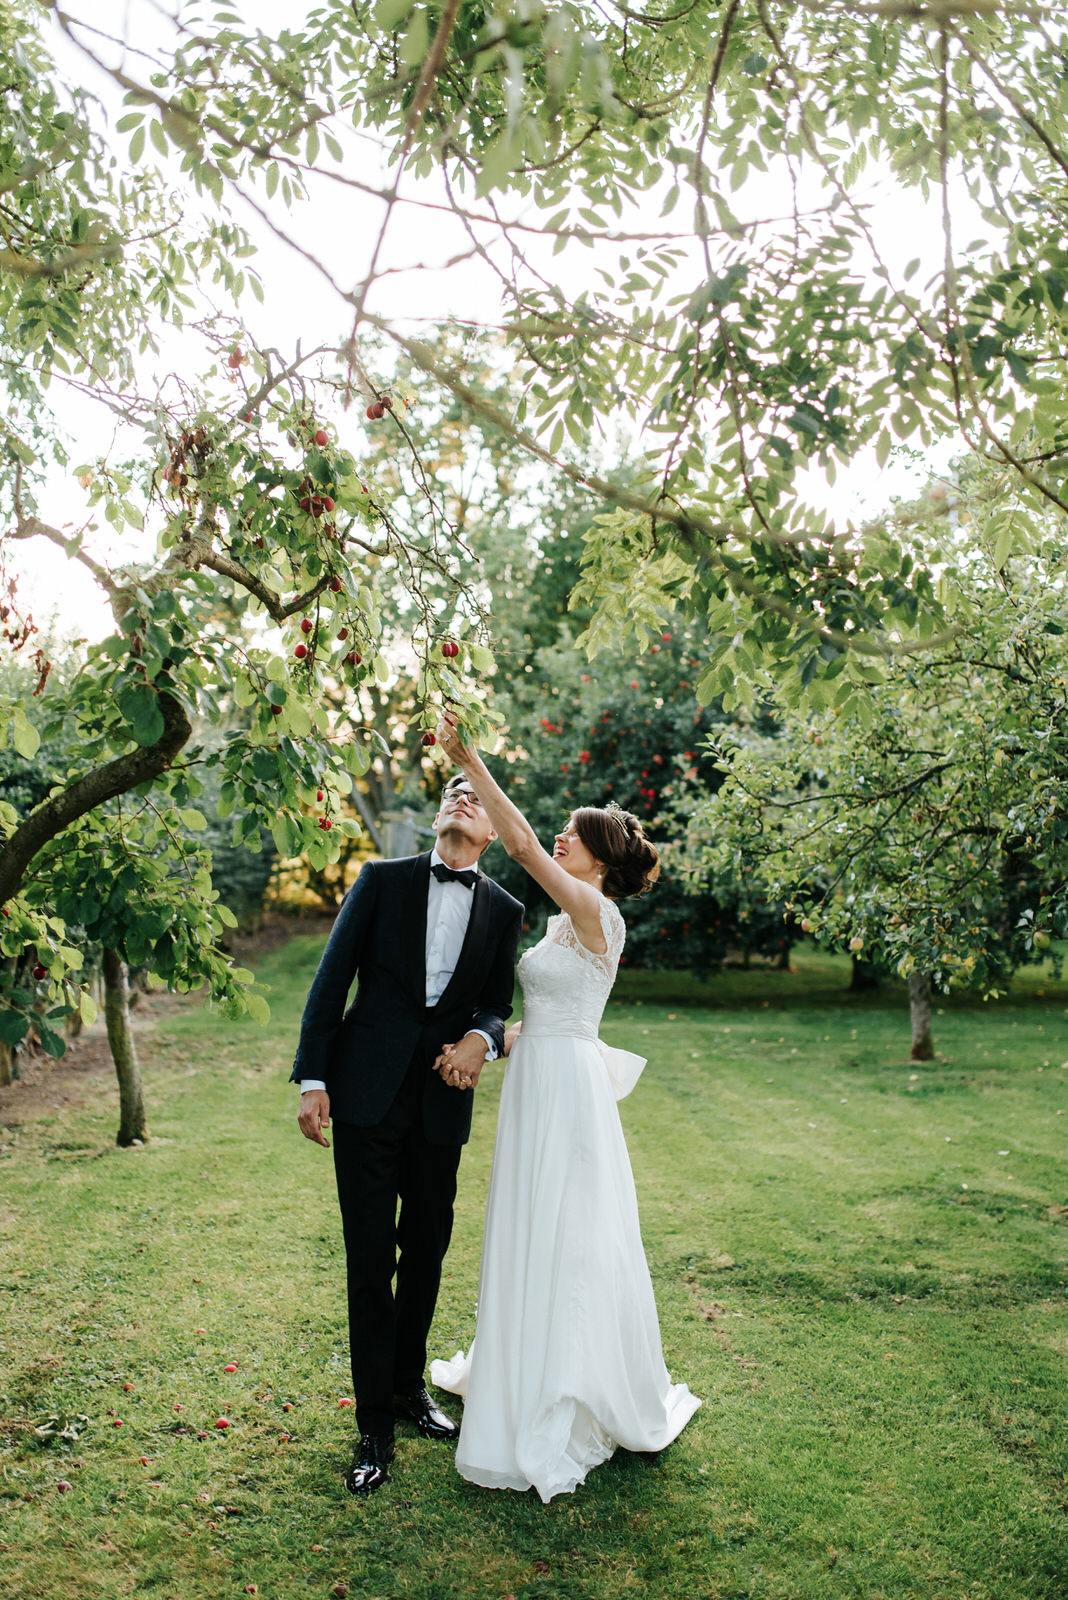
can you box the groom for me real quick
[291,774,524,1496]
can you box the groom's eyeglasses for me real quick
[443,784,484,809]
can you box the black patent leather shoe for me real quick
[394,1386,460,1441]
[344,1433,395,1495]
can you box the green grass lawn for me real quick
[1,939,1066,1600]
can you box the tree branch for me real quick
[0,690,192,905]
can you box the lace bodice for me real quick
[516,897,625,1042]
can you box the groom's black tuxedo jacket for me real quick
[290,852,524,1145]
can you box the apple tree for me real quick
[681,461,1068,1056]
[0,7,496,1109]
[49,0,1068,709]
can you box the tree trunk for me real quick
[849,956,882,992]
[773,940,792,971]
[908,971,935,1061]
[0,1041,11,1087]
[102,948,148,1146]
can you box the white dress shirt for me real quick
[299,848,496,1094]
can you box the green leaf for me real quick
[11,708,40,759]
[375,0,415,26]
[0,1009,30,1045]
[243,992,271,1025]
[79,991,98,1027]
[37,1021,66,1060]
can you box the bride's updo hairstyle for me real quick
[572,803,660,900]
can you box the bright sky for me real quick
[18,1,967,645]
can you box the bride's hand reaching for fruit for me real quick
[436,710,476,766]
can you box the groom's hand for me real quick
[433,1032,488,1091]
[298,1088,331,1147]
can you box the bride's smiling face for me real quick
[552,816,604,884]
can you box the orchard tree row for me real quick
[1,1,1066,1124]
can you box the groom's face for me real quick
[434,779,497,855]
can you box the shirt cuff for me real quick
[466,1028,497,1062]
[299,1079,327,1094]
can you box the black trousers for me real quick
[331,1045,463,1436]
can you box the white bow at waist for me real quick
[595,1039,647,1100]
[517,1023,646,1099]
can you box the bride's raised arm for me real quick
[437,712,609,956]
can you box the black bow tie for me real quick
[431,862,478,890]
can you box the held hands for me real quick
[298,1088,331,1148]
[503,1023,522,1057]
[433,1031,489,1092]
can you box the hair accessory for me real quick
[602,800,631,837]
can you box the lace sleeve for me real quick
[597,896,626,972]
[548,897,626,981]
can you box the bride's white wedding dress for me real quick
[430,896,700,1502]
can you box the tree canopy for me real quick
[2,0,1067,1045]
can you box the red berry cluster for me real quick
[440,640,459,659]
[298,492,335,517]
[365,395,394,421]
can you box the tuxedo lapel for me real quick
[434,874,491,1014]
[404,853,431,1004]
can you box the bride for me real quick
[429,713,700,1503]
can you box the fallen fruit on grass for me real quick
[197,1431,209,1441]
[215,1418,231,1430]
[314,428,328,447]
[282,1402,294,1412]
[174,1403,183,1412]
[337,1397,353,1408]
[332,1585,349,1599]
[123,1383,134,1391]
[57,1480,73,1492]
[277,1431,292,1442]
[139,1456,150,1467]
[224,1363,238,1373]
